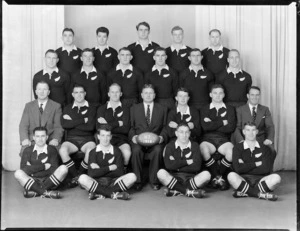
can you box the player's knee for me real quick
[14,169,25,180]
[227,172,238,183]
[59,145,69,157]
[225,151,233,161]
[57,165,68,176]
[157,169,167,180]
[271,174,281,185]
[127,173,137,183]
[78,174,89,185]
[201,170,211,181]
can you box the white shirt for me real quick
[116,64,133,75]
[170,44,187,52]
[80,66,97,78]
[38,100,48,111]
[43,67,59,79]
[243,140,260,152]
[33,144,48,156]
[152,64,169,74]
[175,140,191,150]
[72,100,89,109]
[96,144,114,158]
[95,45,109,54]
[207,45,224,52]
[248,103,258,115]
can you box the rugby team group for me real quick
[15,21,281,201]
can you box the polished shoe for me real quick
[185,189,206,198]
[89,192,105,200]
[133,183,143,191]
[164,188,183,197]
[23,190,39,198]
[218,176,230,191]
[258,192,278,201]
[232,190,249,198]
[111,191,130,200]
[151,184,161,190]
[41,190,61,199]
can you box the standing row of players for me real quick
[17,81,280,201]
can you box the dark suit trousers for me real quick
[131,142,164,185]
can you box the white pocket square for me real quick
[181,53,187,57]
[127,73,132,78]
[91,76,97,80]
[73,55,79,59]
[82,109,87,115]
[105,53,111,57]
[148,49,154,53]
[255,153,262,158]
[108,156,115,164]
[200,75,207,79]
[163,74,170,78]
[54,76,60,82]
[239,77,245,81]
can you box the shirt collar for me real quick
[80,66,97,74]
[170,44,187,52]
[107,101,122,109]
[176,106,191,115]
[143,102,154,108]
[227,67,243,74]
[95,45,109,51]
[152,64,169,72]
[135,40,153,46]
[116,64,133,72]
[62,45,77,51]
[38,100,48,108]
[33,144,48,155]
[243,141,260,150]
[189,65,204,72]
[96,144,114,154]
[248,103,258,111]
[175,141,191,150]
[43,67,59,75]
[209,102,226,109]
[72,100,89,109]
[208,45,223,52]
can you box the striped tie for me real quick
[39,104,43,114]
[146,105,151,126]
[252,107,256,122]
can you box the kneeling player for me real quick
[157,123,211,198]
[78,124,137,200]
[14,127,68,199]
[227,122,281,201]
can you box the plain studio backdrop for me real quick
[2,3,296,171]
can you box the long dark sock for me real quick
[205,157,219,178]
[237,180,259,198]
[167,177,186,194]
[219,157,232,177]
[78,160,88,175]
[24,178,44,195]
[43,174,61,190]
[186,177,198,190]
[64,159,77,178]
[256,180,272,193]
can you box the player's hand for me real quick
[21,139,31,146]
[187,159,194,165]
[63,114,72,120]
[84,117,88,123]
[90,163,100,169]
[223,120,228,126]
[49,139,59,147]
[109,164,117,171]
[187,122,194,129]
[204,117,211,122]
[118,121,123,127]
[98,117,107,124]
[158,136,164,144]
[132,135,138,144]
[45,163,51,170]
[169,121,178,128]
[263,139,273,145]
[255,161,262,166]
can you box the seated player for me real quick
[129,84,168,191]
[14,126,68,199]
[78,124,137,200]
[56,28,82,77]
[167,87,201,142]
[107,47,144,108]
[92,27,118,76]
[179,48,214,111]
[199,84,236,190]
[228,122,281,201]
[59,84,97,187]
[97,83,131,172]
[33,49,70,106]
[145,47,178,111]
[157,123,211,198]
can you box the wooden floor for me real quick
[1,170,297,230]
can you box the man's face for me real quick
[96,32,108,46]
[243,125,258,141]
[175,125,190,143]
[45,52,58,69]
[153,50,167,67]
[247,88,260,106]
[141,87,155,103]
[35,83,50,101]
[228,51,240,69]
[210,87,225,103]
[137,25,150,40]
[62,31,74,46]
[108,85,122,102]
[81,51,94,67]
[188,51,202,65]
[72,87,86,104]
[171,29,183,44]
[118,50,132,65]
[98,130,112,147]
[209,31,221,47]
[33,130,48,147]
[175,91,189,106]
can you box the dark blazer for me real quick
[129,102,168,142]
[234,103,275,143]
[19,99,64,143]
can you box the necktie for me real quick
[252,106,256,122]
[146,105,151,126]
[39,104,43,114]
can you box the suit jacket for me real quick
[234,103,275,144]
[129,102,168,142]
[19,99,64,143]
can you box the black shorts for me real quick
[202,134,230,149]
[95,177,118,187]
[66,136,95,150]
[111,134,128,147]
[171,172,195,186]
[241,174,266,187]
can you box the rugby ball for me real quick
[137,132,160,147]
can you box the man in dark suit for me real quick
[19,81,64,157]
[129,84,168,191]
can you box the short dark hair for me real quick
[176,87,190,96]
[209,29,221,36]
[62,28,74,36]
[33,126,48,135]
[73,84,86,92]
[97,124,112,134]
[136,21,150,31]
[96,27,109,36]
[45,49,58,57]
[176,122,190,131]
[154,47,166,55]
[142,84,155,93]
[171,26,183,34]
[36,81,50,90]
[81,48,94,57]
[243,121,257,129]
[118,47,132,54]
[189,48,202,56]
[210,83,225,93]
[248,86,261,94]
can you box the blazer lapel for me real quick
[33,100,41,127]
[150,103,158,127]
[41,100,51,127]
[255,104,264,124]
[245,104,253,121]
